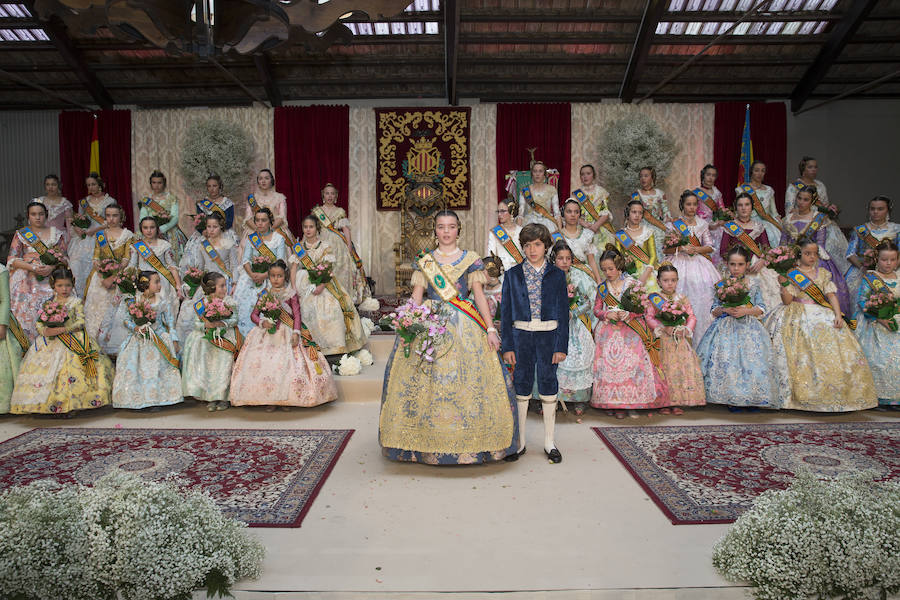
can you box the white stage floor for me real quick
[1,334,896,600]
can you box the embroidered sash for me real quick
[248,232,277,262]
[56,329,100,378]
[8,313,28,353]
[551,232,595,279]
[292,243,355,332]
[855,224,883,250]
[739,184,782,230]
[141,196,168,215]
[198,198,226,219]
[193,298,242,356]
[693,188,719,213]
[132,240,177,289]
[95,230,117,260]
[200,238,231,278]
[863,271,889,293]
[271,301,322,364]
[614,229,651,264]
[19,227,50,257]
[249,194,295,245]
[147,328,180,368]
[671,218,713,263]
[491,225,524,263]
[631,192,666,230]
[799,212,826,240]
[723,221,764,258]
[80,198,105,226]
[522,186,556,222]
[415,252,488,332]
[574,189,615,234]
[312,205,366,275]
[786,268,856,329]
[597,281,661,368]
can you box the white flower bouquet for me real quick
[336,353,362,376]
[354,348,374,366]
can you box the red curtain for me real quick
[496,103,572,204]
[58,110,133,226]
[713,102,787,212]
[274,105,349,233]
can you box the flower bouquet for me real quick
[623,255,637,275]
[619,282,647,315]
[128,298,157,328]
[114,266,140,295]
[664,229,689,250]
[716,277,750,308]
[36,247,66,280]
[860,248,877,270]
[656,300,687,327]
[712,206,735,222]
[97,258,121,279]
[202,296,234,342]
[254,291,282,334]
[765,245,798,276]
[183,266,204,297]
[37,299,68,328]
[72,214,92,238]
[250,255,271,276]
[193,214,207,234]
[816,201,841,221]
[388,299,451,369]
[151,213,169,229]
[307,262,333,285]
[864,289,899,332]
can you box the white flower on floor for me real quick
[358,297,380,312]
[354,348,374,366]
[336,354,362,376]
[359,317,377,336]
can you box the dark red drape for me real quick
[713,102,787,213]
[58,110,133,226]
[496,103,571,205]
[274,105,350,233]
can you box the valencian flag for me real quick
[737,104,752,184]
[89,115,99,174]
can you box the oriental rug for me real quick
[593,422,900,525]
[0,427,353,528]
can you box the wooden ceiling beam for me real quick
[39,15,113,108]
[790,0,879,112]
[444,0,459,105]
[253,52,282,107]
[620,0,667,102]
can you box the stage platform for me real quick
[1,334,896,600]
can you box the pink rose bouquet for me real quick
[254,291,282,334]
[864,289,899,332]
[128,298,157,327]
[307,262,333,285]
[97,258,120,279]
[715,277,750,308]
[37,299,69,328]
[183,266,204,297]
[765,245,798,276]
[656,300,687,327]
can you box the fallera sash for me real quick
[522,186,556,222]
[95,230,116,260]
[248,232,277,262]
[292,243,355,332]
[198,198,226,219]
[19,227,50,257]
[693,188,719,213]
[855,224,883,250]
[312,205,365,275]
[597,281,661,368]
[671,218,713,263]
[249,194,295,245]
[551,232,595,279]
[739,183,782,231]
[200,238,231,278]
[491,225,524,263]
[799,212,826,239]
[193,297,242,356]
[56,329,100,378]
[8,313,28,353]
[614,229,651,264]
[141,196,168,214]
[132,240,177,289]
[786,268,856,329]
[723,221,764,257]
[574,189,615,234]
[415,251,487,332]
[863,271,890,293]
[80,198,106,226]
[631,191,666,230]
[270,302,322,365]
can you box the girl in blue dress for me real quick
[232,207,287,336]
[845,196,900,308]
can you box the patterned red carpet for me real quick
[593,422,900,525]
[0,427,353,527]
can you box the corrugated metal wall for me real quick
[0,111,60,231]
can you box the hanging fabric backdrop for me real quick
[274,105,349,233]
[374,107,472,211]
[59,110,133,225]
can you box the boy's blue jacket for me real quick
[499,262,569,354]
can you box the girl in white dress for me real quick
[486,200,523,277]
[558,198,601,282]
[69,172,116,295]
[83,204,132,342]
[734,160,781,251]
[233,207,287,337]
[519,161,561,232]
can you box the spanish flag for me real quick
[737,104,752,184]
[89,116,99,174]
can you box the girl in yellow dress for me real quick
[10,267,113,416]
[765,240,877,412]
[615,199,660,293]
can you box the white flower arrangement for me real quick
[180,118,255,199]
[359,316,377,336]
[354,348,374,366]
[596,113,678,203]
[336,353,362,376]
[712,470,900,600]
[358,297,380,312]
[0,472,264,600]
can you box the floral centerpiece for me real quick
[716,277,750,308]
[114,266,140,296]
[37,299,68,328]
[202,297,234,342]
[664,229,689,251]
[254,291,281,334]
[96,258,120,279]
[128,298,157,328]
[864,288,899,332]
[388,299,452,370]
[765,245,798,276]
[656,299,687,327]
[307,262,333,285]
[72,214,91,238]
[183,266,205,297]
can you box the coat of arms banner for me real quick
[375,107,471,211]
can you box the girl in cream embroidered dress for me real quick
[84,219,133,341]
[69,187,115,295]
[616,201,660,293]
[574,165,615,251]
[315,184,370,305]
[518,162,561,233]
[379,250,518,465]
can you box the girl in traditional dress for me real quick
[10,267,113,416]
[559,198,601,282]
[244,169,293,245]
[181,272,240,411]
[486,199,523,277]
[313,183,372,306]
[33,174,73,244]
[193,174,237,245]
[0,263,24,413]
[112,271,183,410]
[615,199,660,292]
[845,196,900,306]
[479,254,503,321]
[765,239,877,412]
[140,170,188,263]
[84,204,133,341]
[290,215,367,356]
[734,160,781,250]
[644,264,705,413]
[694,164,725,265]
[664,190,719,344]
[175,213,240,343]
[719,192,782,314]
[854,240,900,407]
[69,172,116,294]
[785,156,850,276]
[230,260,337,411]
[696,246,787,411]
[233,207,287,337]
[591,247,669,419]
[634,166,670,256]
[380,210,518,464]
[7,201,68,340]
[573,164,615,252]
[519,161,561,232]
[551,241,596,418]
[780,187,852,316]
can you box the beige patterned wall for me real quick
[130,107,274,236]
[570,103,715,225]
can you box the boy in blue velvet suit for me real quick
[500,223,568,463]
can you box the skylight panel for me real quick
[373,22,389,35]
[767,21,785,34]
[424,21,439,34]
[782,21,802,34]
[0,4,30,18]
[748,21,767,34]
[685,0,703,11]
[660,0,835,36]
[655,21,671,34]
[819,0,837,9]
[405,0,438,11]
[798,20,817,34]
[703,0,720,9]
[803,0,822,9]
[668,0,686,10]
[717,21,734,33]
[701,21,719,34]
[719,0,737,9]
[769,0,787,10]
[685,21,702,34]
[733,22,751,34]
[814,21,827,33]
[345,1,438,37]
[785,0,805,10]
[669,21,687,34]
